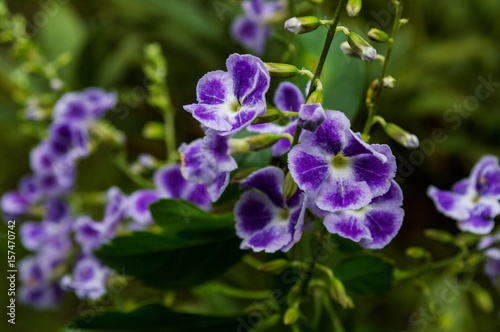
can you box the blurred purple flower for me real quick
[231,0,283,55]
[61,255,111,300]
[428,155,500,234]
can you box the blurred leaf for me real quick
[335,254,394,297]
[95,200,242,289]
[67,303,239,331]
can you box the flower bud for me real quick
[382,76,396,89]
[230,167,260,184]
[368,28,389,43]
[306,89,323,104]
[382,122,419,149]
[284,16,321,35]
[283,307,300,325]
[251,107,282,124]
[329,278,354,309]
[264,63,301,78]
[346,0,362,17]
[259,259,291,274]
[424,229,454,243]
[347,32,377,62]
[143,121,164,140]
[230,134,291,154]
[470,283,494,313]
[405,247,431,260]
[283,171,299,201]
[340,41,357,57]
[365,79,380,108]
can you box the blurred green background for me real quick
[1,0,500,331]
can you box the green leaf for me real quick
[95,200,243,289]
[67,303,240,331]
[296,29,366,120]
[149,199,235,239]
[334,254,394,297]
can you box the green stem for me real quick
[395,245,468,282]
[211,283,272,300]
[115,154,153,189]
[362,0,406,140]
[163,88,178,164]
[322,295,346,332]
[290,0,349,148]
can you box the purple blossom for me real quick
[235,167,306,253]
[154,164,212,210]
[179,139,230,202]
[428,155,500,234]
[48,122,89,159]
[288,110,396,213]
[53,89,117,124]
[103,187,128,228]
[322,181,404,249]
[127,190,160,225]
[478,233,500,287]
[73,216,113,254]
[298,103,326,132]
[61,255,111,300]
[1,191,31,216]
[202,129,238,173]
[231,0,283,55]
[183,54,270,136]
[248,81,304,156]
[19,254,64,308]
[81,88,117,118]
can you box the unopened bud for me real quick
[259,259,291,274]
[470,283,494,313]
[405,247,431,260]
[283,307,300,325]
[366,79,380,108]
[382,122,419,149]
[340,41,357,57]
[229,134,291,154]
[230,167,260,184]
[283,171,299,201]
[346,0,362,17]
[306,89,323,104]
[252,107,283,124]
[265,63,301,78]
[143,121,164,140]
[382,76,396,89]
[424,229,454,244]
[347,32,377,62]
[368,28,389,43]
[329,278,354,309]
[284,16,321,35]
[400,18,409,26]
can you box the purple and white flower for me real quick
[183,54,270,136]
[428,155,500,234]
[61,255,111,300]
[235,167,306,253]
[179,139,231,202]
[53,89,116,124]
[298,103,326,132]
[248,81,304,156]
[231,0,283,55]
[288,110,396,213]
[322,180,404,249]
[127,190,160,225]
[154,164,212,210]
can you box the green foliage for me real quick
[335,254,394,297]
[95,199,242,289]
[67,303,240,331]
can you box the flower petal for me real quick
[235,190,276,237]
[240,166,285,207]
[288,146,330,197]
[273,81,304,113]
[202,130,238,173]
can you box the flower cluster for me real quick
[1,88,117,219]
[231,0,284,55]
[182,53,403,252]
[428,155,500,234]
